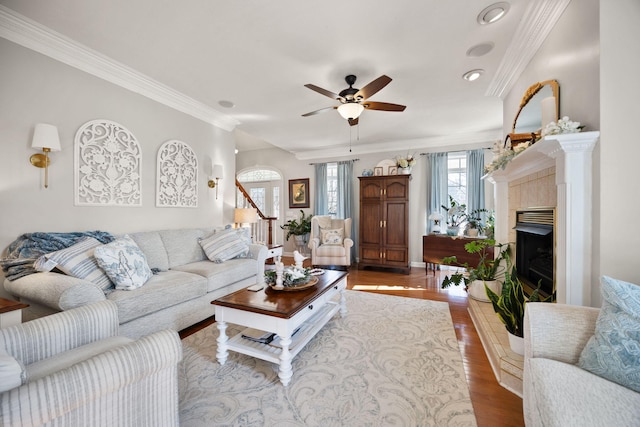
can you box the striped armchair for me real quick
[0,301,182,427]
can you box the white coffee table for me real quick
[212,270,347,386]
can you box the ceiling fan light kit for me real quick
[303,74,406,126]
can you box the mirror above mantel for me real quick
[508,79,559,145]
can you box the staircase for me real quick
[235,179,278,246]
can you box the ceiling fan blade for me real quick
[302,106,337,117]
[363,101,406,112]
[355,75,392,100]
[348,117,359,126]
[304,84,344,101]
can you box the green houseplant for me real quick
[280,210,313,241]
[484,266,554,354]
[441,239,510,302]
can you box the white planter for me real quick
[466,228,479,237]
[508,331,525,355]
[468,279,500,302]
[399,167,412,175]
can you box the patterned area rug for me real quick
[178,290,477,426]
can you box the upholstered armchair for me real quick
[308,216,354,268]
[0,300,182,427]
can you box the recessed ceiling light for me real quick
[462,69,485,82]
[218,100,235,108]
[477,2,510,25]
[466,42,495,57]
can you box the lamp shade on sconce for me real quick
[212,164,223,179]
[32,123,61,151]
[234,208,258,225]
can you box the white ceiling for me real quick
[2,0,533,159]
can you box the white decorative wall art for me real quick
[156,140,198,207]
[75,120,142,206]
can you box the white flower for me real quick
[542,116,583,136]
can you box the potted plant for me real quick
[441,239,510,302]
[484,266,554,354]
[465,208,489,237]
[441,196,467,236]
[280,210,313,250]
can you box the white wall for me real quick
[0,39,235,295]
[599,1,640,300]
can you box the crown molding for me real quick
[0,5,239,131]
[486,0,572,99]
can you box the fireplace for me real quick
[514,209,555,297]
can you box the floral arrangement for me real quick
[441,195,467,227]
[396,153,416,169]
[484,141,531,174]
[264,266,311,287]
[542,116,584,136]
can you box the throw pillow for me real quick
[34,237,113,292]
[578,275,640,392]
[320,228,344,245]
[0,348,25,393]
[94,235,153,291]
[199,228,249,263]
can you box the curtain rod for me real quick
[308,158,360,165]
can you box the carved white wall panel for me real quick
[74,120,142,206]
[156,140,198,207]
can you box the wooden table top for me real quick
[212,270,347,319]
[0,297,29,314]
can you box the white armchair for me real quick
[0,300,182,427]
[308,216,354,268]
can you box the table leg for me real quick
[216,320,229,365]
[339,288,347,317]
[278,334,293,386]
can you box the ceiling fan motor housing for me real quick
[340,75,361,102]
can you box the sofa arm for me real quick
[343,238,354,249]
[524,302,600,364]
[0,301,119,365]
[248,243,268,277]
[4,272,106,312]
[0,329,182,427]
[308,238,320,250]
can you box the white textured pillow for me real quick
[320,228,344,245]
[34,237,113,292]
[0,348,25,393]
[94,235,153,291]
[199,228,250,263]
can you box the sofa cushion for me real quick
[128,231,170,272]
[199,228,249,263]
[26,336,133,383]
[316,244,347,257]
[94,235,153,290]
[107,270,207,323]
[528,358,640,426]
[172,258,257,292]
[0,348,25,392]
[158,229,211,269]
[578,276,640,393]
[34,237,113,292]
[320,228,344,245]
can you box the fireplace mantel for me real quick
[487,131,600,306]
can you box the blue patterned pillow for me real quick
[34,237,113,292]
[199,228,249,263]
[94,235,153,290]
[578,276,640,392]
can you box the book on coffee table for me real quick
[241,328,275,344]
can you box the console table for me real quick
[422,234,493,274]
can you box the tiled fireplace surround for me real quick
[469,131,600,396]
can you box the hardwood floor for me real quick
[180,261,525,426]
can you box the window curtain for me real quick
[336,160,356,260]
[425,152,448,233]
[466,149,485,214]
[313,163,328,216]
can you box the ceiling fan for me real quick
[302,75,406,126]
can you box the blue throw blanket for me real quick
[0,231,115,281]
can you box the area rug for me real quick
[178,290,477,426]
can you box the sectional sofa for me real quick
[4,227,267,338]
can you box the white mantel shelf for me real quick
[486,131,600,306]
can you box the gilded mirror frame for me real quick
[511,79,559,136]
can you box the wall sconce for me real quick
[30,123,61,189]
[207,164,223,199]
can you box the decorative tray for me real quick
[268,276,319,291]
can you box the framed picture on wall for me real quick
[288,178,310,208]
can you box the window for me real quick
[447,152,467,206]
[327,163,337,215]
